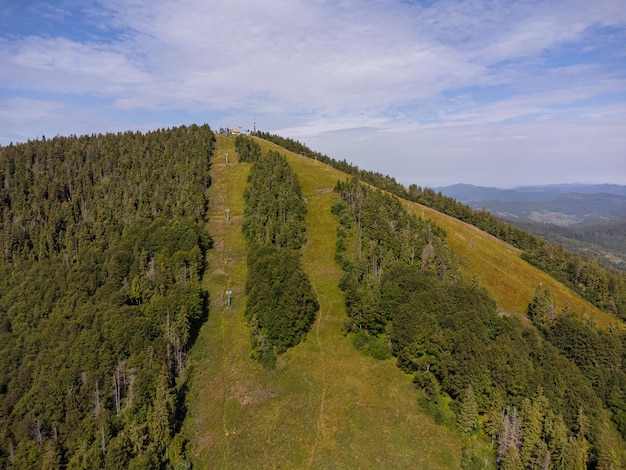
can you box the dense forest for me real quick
[0,125,214,468]
[255,132,626,322]
[237,137,318,368]
[332,177,626,469]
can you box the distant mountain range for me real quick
[435,183,626,270]
[435,183,626,225]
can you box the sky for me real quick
[1,0,625,188]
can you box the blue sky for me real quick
[1,0,625,187]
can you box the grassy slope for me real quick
[183,135,461,469]
[411,204,618,329]
[184,135,617,468]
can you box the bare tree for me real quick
[112,361,127,414]
[31,418,44,445]
[498,407,522,463]
[94,380,102,417]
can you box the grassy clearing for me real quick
[185,134,615,468]
[410,203,618,328]
[183,136,462,469]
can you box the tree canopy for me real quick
[0,124,214,468]
[237,143,318,367]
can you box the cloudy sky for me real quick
[1,0,625,187]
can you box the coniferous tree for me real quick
[239,143,318,363]
[528,284,555,329]
[484,389,505,446]
[457,384,479,435]
[520,390,548,469]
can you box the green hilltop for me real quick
[0,127,625,469]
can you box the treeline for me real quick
[238,140,318,368]
[255,132,626,321]
[529,285,626,443]
[0,125,214,468]
[332,177,625,469]
[512,218,626,271]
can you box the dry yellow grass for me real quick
[411,203,618,328]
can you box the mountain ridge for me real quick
[435,182,626,203]
[435,183,626,270]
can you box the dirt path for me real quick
[307,292,327,468]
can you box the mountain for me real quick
[1,129,625,468]
[435,183,626,225]
[436,183,626,270]
[436,183,626,203]
[186,135,625,468]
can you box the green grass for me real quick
[182,135,462,469]
[184,134,618,468]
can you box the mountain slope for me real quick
[184,135,620,468]
[436,184,626,271]
[1,129,622,468]
[437,185,626,226]
[183,135,461,468]
[437,183,626,202]
[506,217,626,270]
[413,203,616,328]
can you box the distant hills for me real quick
[435,183,626,224]
[436,183,626,269]
[438,183,626,201]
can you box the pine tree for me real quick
[520,390,548,469]
[483,388,504,446]
[528,284,554,329]
[41,439,62,470]
[561,437,587,470]
[500,444,524,470]
[149,365,175,454]
[546,412,569,470]
[457,383,479,435]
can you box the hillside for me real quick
[183,135,462,468]
[436,183,626,225]
[1,128,625,469]
[436,184,626,271]
[184,135,624,469]
[437,183,626,204]
[511,217,626,271]
[415,203,617,328]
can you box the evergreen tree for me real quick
[457,384,479,435]
[528,284,555,329]
[520,391,548,469]
[149,366,175,456]
[500,445,524,470]
[483,388,505,445]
